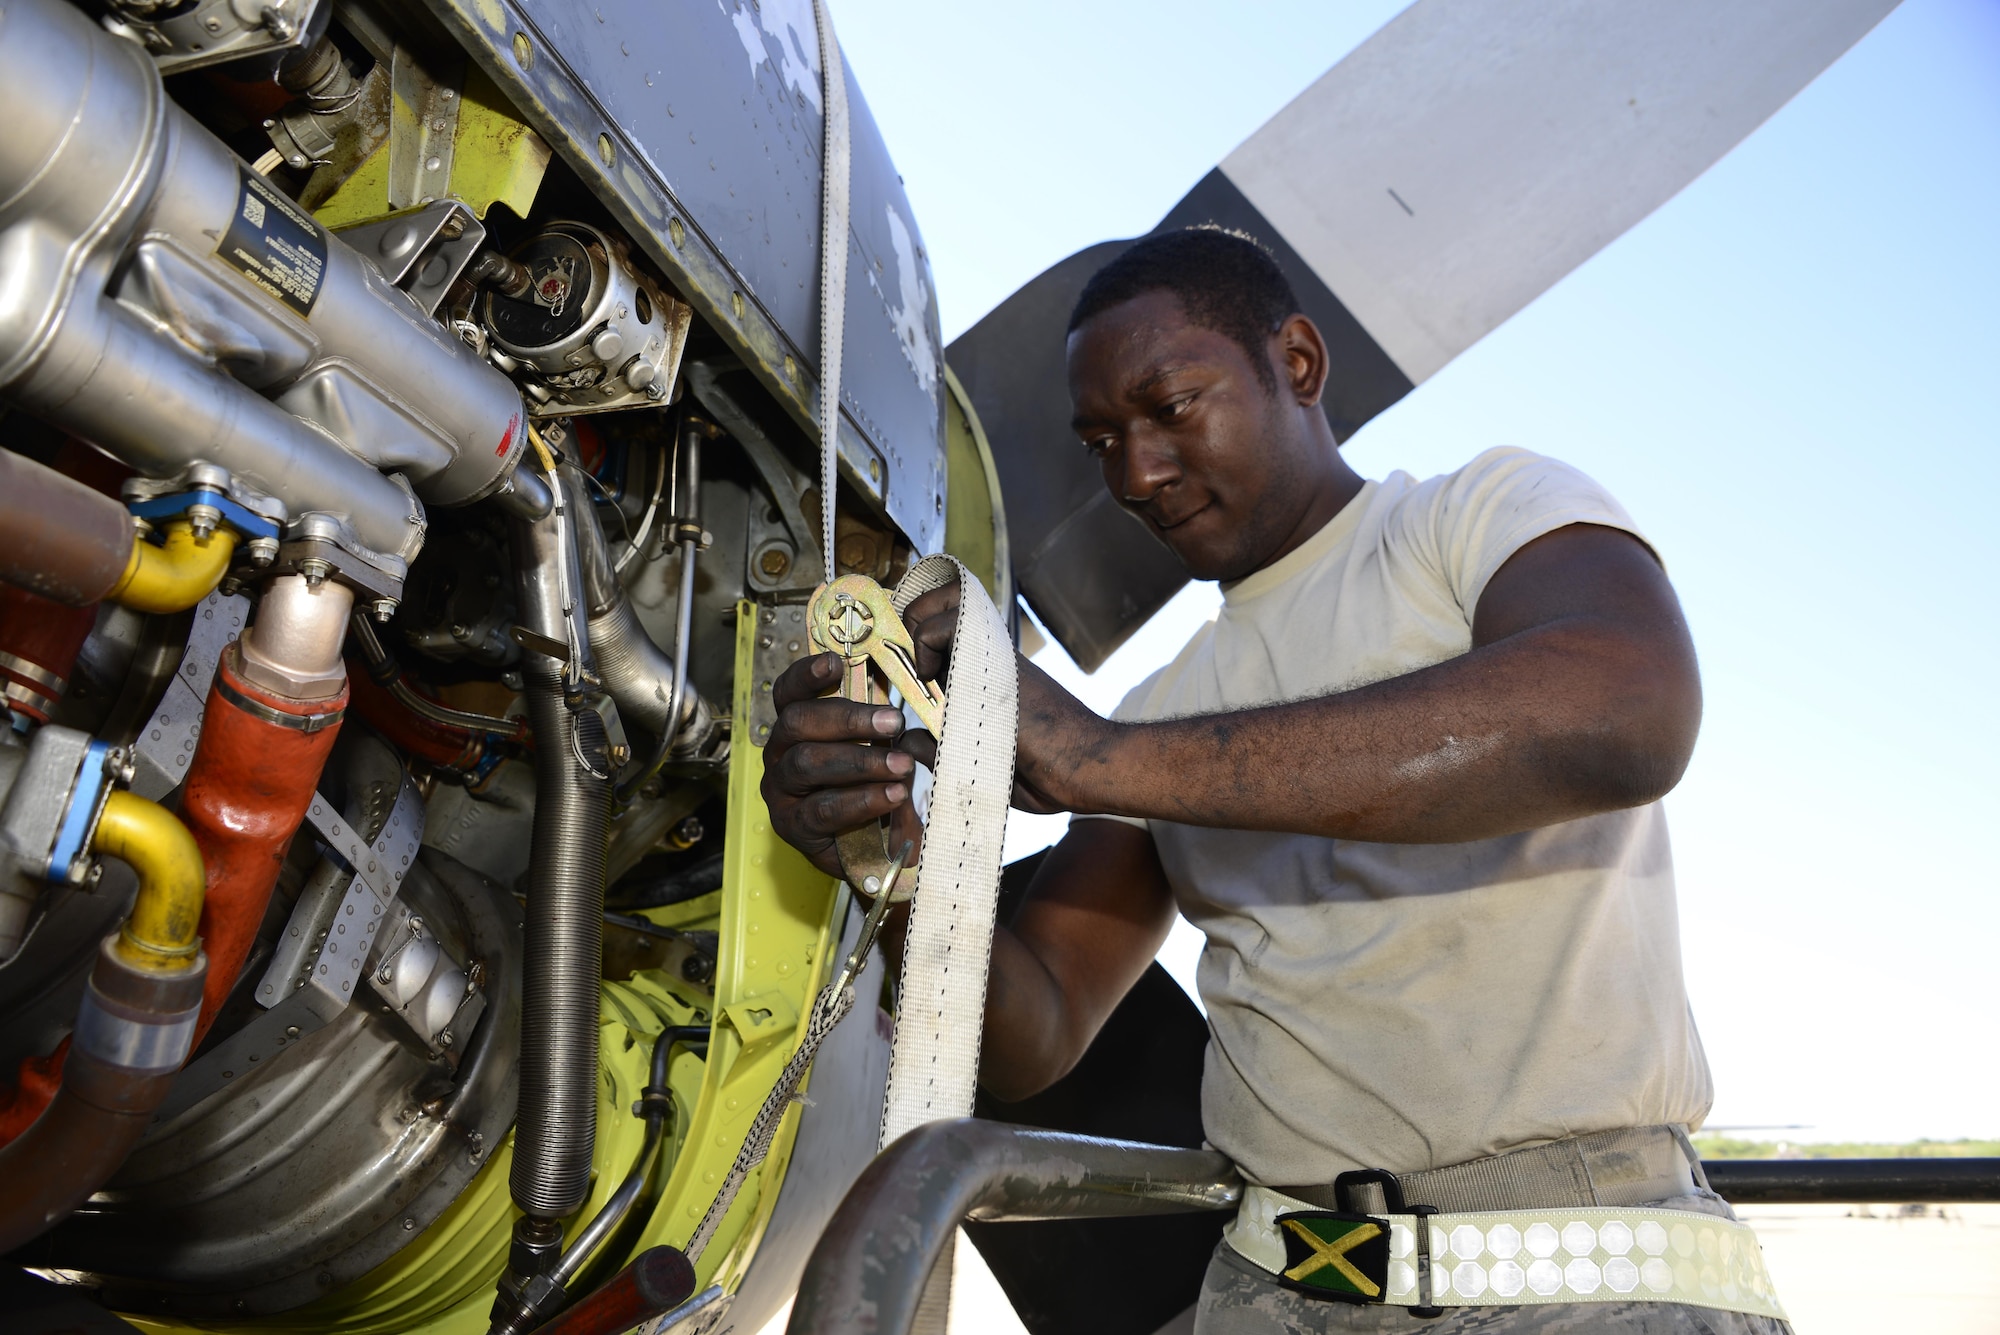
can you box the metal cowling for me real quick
[508,502,609,1225]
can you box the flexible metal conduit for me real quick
[789,1119,1243,1335]
[508,498,610,1226]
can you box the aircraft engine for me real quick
[0,0,1001,1329]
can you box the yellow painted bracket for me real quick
[315,64,550,228]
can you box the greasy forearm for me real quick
[1040,616,1698,843]
[973,822,1179,1103]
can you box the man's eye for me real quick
[1083,436,1115,457]
[1159,395,1195,420]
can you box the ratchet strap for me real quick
[876,554,1016,1150]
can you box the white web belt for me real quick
[877,555,1015,1150]
[1228,1185,1788,1320]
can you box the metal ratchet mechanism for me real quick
[807,575,945,901]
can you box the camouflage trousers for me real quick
[1195,1199,1795,1335]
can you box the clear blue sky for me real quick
[835,0,2000,1142]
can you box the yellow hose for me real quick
[93,791,205,973]
[106,519,237,613]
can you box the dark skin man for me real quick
[760,287,1701,1102]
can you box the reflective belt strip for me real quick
[877,553,1016,1150]
[1228,1186,1787,1321]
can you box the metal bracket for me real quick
[687,359,825,591]
[131,590,251,801]
[306,777,423,909]
[334,199,487,317]
[388,43,466,209]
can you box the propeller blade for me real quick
[951,0,1899,673]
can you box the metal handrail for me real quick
[1705,1157,2000,1203]
[785,1121,2000,1335]
[787,1119,1241,1335]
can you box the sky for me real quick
[831,0,2000,1143]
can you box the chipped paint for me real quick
[871,202,938,397]
[716,0,822,112]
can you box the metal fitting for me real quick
[236,576,352,701]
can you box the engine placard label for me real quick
[217,167,327,317]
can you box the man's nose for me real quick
[1116,430,1181,505]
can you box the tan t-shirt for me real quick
[1087,447,1713,1187]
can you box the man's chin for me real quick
[1159,533,1254,584]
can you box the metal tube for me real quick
[1705,1158,2000,1204]
[107,520,238,614]
[546,1028,686,1293]
[94,791,205,973]
[0,937,206,1252]
[0,449,135,606]
[569,463,694,745]
[349,614,526,738]
[16,295,426,569]
[508,501,609,1224]
[788,1119,1242,1335]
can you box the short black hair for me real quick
[1067,226,1302,391]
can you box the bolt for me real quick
[670,815,704,850]
[186,504,221,540]
[298,557,331,586]
[285,1025,300,1038]
[403,1218,417,1231]
[245,536,279,567]
[372,598,398,623]
[758,546,791,579]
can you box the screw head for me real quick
[372,598,398,623]
[297,557,331,586]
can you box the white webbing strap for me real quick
[811,0,849,584]
[879,554,1016,1149]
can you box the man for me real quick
[763,228,1785,1333]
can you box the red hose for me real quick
[180,645,345,1043]
[0,586,97,724]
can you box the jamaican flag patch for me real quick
[1273,1211,1391,1304]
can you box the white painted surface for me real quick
[1223,0,1899,382]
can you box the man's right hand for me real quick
[759,651,920,881]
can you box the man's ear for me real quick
[1275,314,1330,408]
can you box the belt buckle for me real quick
[1331,1168,1446,1319]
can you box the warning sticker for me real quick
[217,167,327,317]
